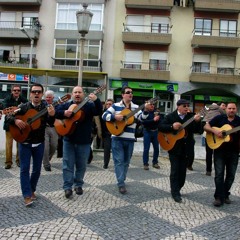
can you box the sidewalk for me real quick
[0,148,239,240]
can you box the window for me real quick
[149,52,168,70]
[125,15,144,32]
[220,20,237,37]
[20,46,36,64]
[192,55,210,73]
[151,17,170,33]
[124,51,142,69]
[56,3,103,31]
[194,18,212,36]
[22,13,39,29]
[54,39,101,67]
[0,12,15,28]
[217,55,235,75]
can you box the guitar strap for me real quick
[123,101,131,110]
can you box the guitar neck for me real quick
[179,115,195,131]
[72,97,89,114]
[125,103,145,120]
[225,125,240,136]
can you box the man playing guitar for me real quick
[158,99,201,203]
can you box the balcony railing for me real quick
[123,23,171,34]
[0,57,37,68]
[122,61,170,71]
[193,28,240,37]
[191,66,240,76]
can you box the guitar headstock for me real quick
[1,106,19,115]
[146,96,160,105]
[93,84,106,95]
[56,94,72,105]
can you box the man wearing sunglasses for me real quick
[2,84,28,169]
[102,86,143,194]
[158,99,201,203]
[5,83,55,207]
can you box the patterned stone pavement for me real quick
[0,150,239,240]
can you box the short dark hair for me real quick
[11,84,21,91]
[121,86,132,94]
[30,83,44,93]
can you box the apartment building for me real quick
[0,0,107,101]
[0,0,239,113]
[107,0,240,114]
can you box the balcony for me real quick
[0,21,40,39]
[190,67,240,84]
[120,61,170,81]
[191,29,240,49]
[0,0,42,5]
[123,24,172,45]
[125,0,173,9]
[0,57,38,68]
[194,0,240,13]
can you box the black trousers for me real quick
[169,152,188,197]
[205,139,213,172]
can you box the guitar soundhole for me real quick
[222,131,226,137]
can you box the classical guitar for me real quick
[206,124,240,150]
[9,94,71,143]
[158,109,206,151]
[0,106,19,115]
[106,97,159,136]
[54,84,106,136]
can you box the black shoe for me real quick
[64,189,73,199]
[119,186,127,194]
[213,198,223,207]
[16,162,20,167]
[206,171,211,176]
[224,197,231,204]
[173,196,182,203]
[187,166,193,171]
[5,165,11,169]
[103,165,108,169]
[44,166,51,171]
[74,187,83,195]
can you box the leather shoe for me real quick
[74,187,83,195]
[152,163,160,169]
[44,166,51,171]
[65,189,73,199]
[143,165,149,170]
[224,197,231,204]
[206,171,211,176]
[16,162,20,167]
[5,165,11,169]
[187,166,193,171]
[119,186,127,194]
[213,198,222,207]
[24,197,33,207]
[173,196,182,203]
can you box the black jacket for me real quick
[158,110,201,154]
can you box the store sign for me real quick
[111,80,178,92]
[194,95,237,102]
[0,73,29,81]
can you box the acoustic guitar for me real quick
[9,94,71,143]
[158,109,206,151]
[54,84,106,136]
[0,106,19,115]
[106,97,159,136]
[206,124,240,150]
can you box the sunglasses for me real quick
[183,105,190,107]
[13,89,20,92]
[125,91,133,94]
[31,90,42,94]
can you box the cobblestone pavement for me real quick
[0,151,240,240]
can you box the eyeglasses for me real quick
[124,91,133,94]
[13,89,20,92]
[183,105,190,107]
[31,90,42,94]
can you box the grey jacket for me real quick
[202,104,225,123]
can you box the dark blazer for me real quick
[158,110,201,154]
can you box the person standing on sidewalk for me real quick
[42,90,59,171]
[102,86,143,194]
[2,84,28,169]
[55,86,102,199]
[204,102,240,207]
[139,104,161,170]
[101,98,114,169]
[5,83,55,206]
[202,102,226,176]
[158,99,201,203]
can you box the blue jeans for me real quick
[143,129,159,166]
[111,138,134,187]
[62,140,90,190]
[19,143,44,198]
[214,149,239,201]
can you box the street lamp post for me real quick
[20,27,34,98]
[76,4,93,86]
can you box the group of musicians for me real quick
[0,84,239,208]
